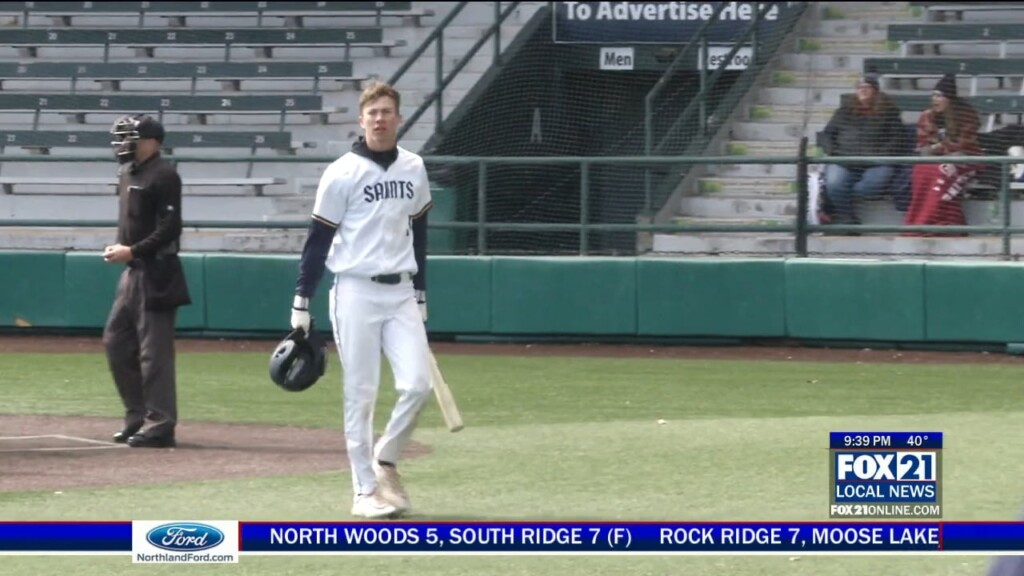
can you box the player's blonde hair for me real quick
[359,81,401,114]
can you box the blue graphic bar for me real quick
[0,522,130,551]
[2,521,1024,553]
[830,432,943,449]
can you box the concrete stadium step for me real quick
[669,216,794,228]
[746,104,835,124]
[720,140,803,157]
[0,227,308,253]
[730,120,827,141]
[818,7,919,23]
[780,53,873,72]
[757,86,855,106]
[696,177,797,196]
[650,232,1018,260]
[679,195,798,220]
[795,37,897,55]
[651,232,798,255]
[812,20,892,39]
[770,70,861,89]
[707,162,801,180]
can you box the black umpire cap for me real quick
[134,115,166,143]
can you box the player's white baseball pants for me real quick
[328,274,432,497]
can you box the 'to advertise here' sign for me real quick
[553,2,798,44]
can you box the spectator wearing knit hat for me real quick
[903,72,983,236]
[820,71,909,226]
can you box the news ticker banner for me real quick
[830,432,943,520]
[4,521,1024,560]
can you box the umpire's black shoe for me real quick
[127,432,176,449]
[112,424,143,444]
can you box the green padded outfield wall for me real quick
[64,253,206,330]
[490,257,637,335]
[0,251,66,327]
[636,258,787,337]
[424,256,492,334]
[8,252,1024,345]
[785,259,926,342]
[203,254,334,333]
[925,262,1024,343]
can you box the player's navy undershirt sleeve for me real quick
[295,216,336,299]
[412,210,428,291]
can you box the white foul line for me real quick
[0,434,124,451]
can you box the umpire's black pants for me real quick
[102,266,178,437]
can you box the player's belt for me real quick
[370,273,405,285]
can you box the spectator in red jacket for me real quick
[903,73,983,236]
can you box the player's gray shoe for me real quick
[351,492,400,519]
[373,461,411,514]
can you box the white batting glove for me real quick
[415,290,427,323]
[291,295,311,335]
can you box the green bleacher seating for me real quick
[909,2,1024,21]
[0,28,392,61]
[888,94,1024,115]
[889,23,1024,43]
[865,57,1024,77]
[0,130,297,151]
[0,176,285,196]
[0,61,354,79]
[0,93,326,111]
[0,2,427,26]
[0,94,337,129]
[0,61,359,93]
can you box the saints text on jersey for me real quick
[364,180,415,202]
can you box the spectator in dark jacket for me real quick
[821,73,908,224]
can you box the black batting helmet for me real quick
[269,324,327,392]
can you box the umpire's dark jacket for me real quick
[118,152,190,310]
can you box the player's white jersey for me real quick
[312,146,432,278]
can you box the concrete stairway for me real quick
[654,1,926,256]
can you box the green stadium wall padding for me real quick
[9,252,1024,345]
[425,257,492,334]
[924,262,1024,343]
[0,251,66,327]
[64,253,206,329]
[636,258,787,337]
[63,252,123,328]
[784,259,927,342]
[203,254,332,333]
[490,257,637,335]
[177,254,207,330]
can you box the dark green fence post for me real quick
[477,161,488,255]
[795,137,809,257]
[580,160,590,256]
[1001,160,1011,259]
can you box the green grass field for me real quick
[1,347,1022,575]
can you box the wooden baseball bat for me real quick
[427,348,464,433]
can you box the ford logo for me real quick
[146,523,224,552]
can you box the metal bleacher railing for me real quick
[3,148,1023,257]
[388,1,521,141]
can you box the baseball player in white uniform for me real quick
[290,81,433,519]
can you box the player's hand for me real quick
[291,296,311,335]
[415,290,427,323]
[102,244,133,263]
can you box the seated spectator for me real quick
[820,72,908,226]
[902,73,982,236]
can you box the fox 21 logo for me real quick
[836,452,937,481]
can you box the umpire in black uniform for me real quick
[102,114,190,449]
